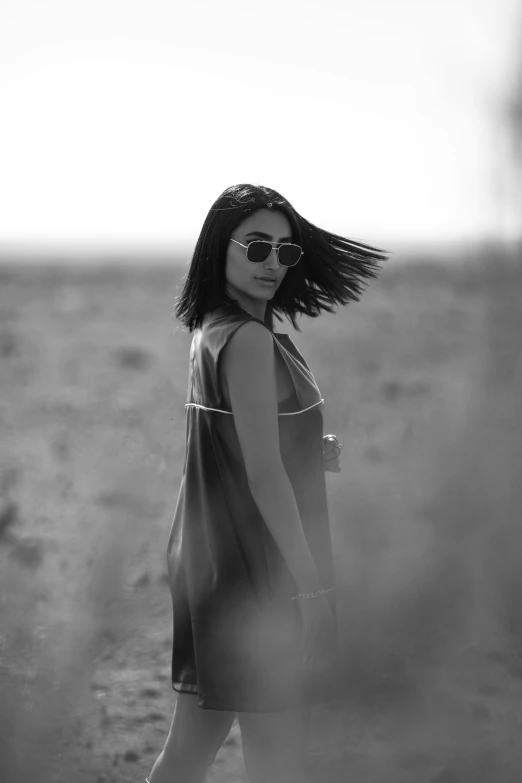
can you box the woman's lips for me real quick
[256,278,276,285]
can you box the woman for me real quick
[147,184,386,783]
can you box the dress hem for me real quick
[172,681,199,695]
[171,681,341,713]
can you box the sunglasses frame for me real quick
[229,238,303,267]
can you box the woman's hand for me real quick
[297,594,336,676]
[322,434,342,473]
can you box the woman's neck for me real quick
[227,289,267,323]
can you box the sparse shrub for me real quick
[114,346,152,370]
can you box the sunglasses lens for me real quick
[247,241,273,263]
[279,244,302,267]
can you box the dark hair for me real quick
[174,183,388,332]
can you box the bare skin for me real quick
[147,692,312,783]
[224,207,290,323]
[148,208,333,783]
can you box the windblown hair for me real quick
[174,183,388,332]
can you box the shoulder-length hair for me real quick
[174,183,388,332]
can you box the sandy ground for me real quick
[1,252,522,782]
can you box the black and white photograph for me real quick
[1,1,522,781]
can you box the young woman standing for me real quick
[147,184,386,783]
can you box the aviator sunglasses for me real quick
[230,238,303,267]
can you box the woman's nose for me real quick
[263,247,279,270]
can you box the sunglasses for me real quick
[230,238,303,267]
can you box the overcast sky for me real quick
[0,0,520,251]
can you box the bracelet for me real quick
[291,586,334,601]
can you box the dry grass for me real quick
[0,247,521,782]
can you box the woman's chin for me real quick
[251,286,276,299]
[227,283,276,302]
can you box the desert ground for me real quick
[1,247,522,782]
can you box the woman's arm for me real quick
[220,321,322,595]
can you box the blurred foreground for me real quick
[0,246,521,783]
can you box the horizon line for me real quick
[0,233,519,261]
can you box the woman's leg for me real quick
[147,692,235,783]
[238,707,312,783]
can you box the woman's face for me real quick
[225,208,291,304]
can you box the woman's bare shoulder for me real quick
[221,320,277,404]
[220,320,281,474]
[221,320,273,369]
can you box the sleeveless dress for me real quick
[166,301,338,712]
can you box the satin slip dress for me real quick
[166,301,338,712]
